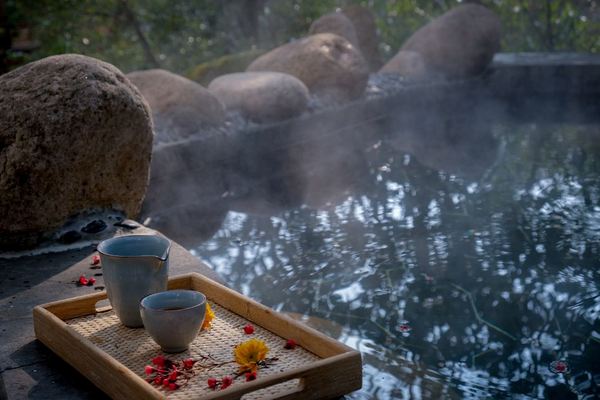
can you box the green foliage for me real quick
[4,0,599,75]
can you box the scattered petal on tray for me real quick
[284,338,297,349]
[201,302,215,331]
[145,355,224,391]
[221,376,233,390]
[243,324,255,334]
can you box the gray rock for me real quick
[342,5,383,71]
[208,72,309,123]
[398,4,501,79]
[0,54,153,250]
[247,33,369,102]
[127,69,225,142]
[309,12,360,50]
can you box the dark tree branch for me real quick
[119,0,160,68]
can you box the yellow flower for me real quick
[234,338,269,373]
[202,302,215,331]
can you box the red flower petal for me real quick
[284,339,297,349]
[87,277,96,286]
[221,376,233,389]
[168,383,178,390]
[152,356,165,367]
[153,377,162,385]
[243,324,255,334]
[78,276,88,285]
[207,377,218,389]
[162,378,170,387]
[144,365,154,375]
[91,254,101,265]
[168,369,178,381]
[549,360,570,374]
[245,371,257,381]
[182,358,195,369]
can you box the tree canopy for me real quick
[2,0,599,75]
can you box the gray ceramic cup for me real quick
[140,290,206,353]
[97,235,171,328]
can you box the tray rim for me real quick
[33,272,362,400]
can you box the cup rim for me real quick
[97,234,171,261]
[140,290,207,313]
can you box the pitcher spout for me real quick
[97,234,172,263]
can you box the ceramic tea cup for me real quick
[140,290,206,353]
[97,235,171,328]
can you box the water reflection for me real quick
[194,122,600,399]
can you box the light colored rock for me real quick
[127,69,225,142]
[247,33,369,102]
[309,12,360,49]
[380,50,432,80]
[398,4,501,79]
[0,54,153,250]
[208,72,309,123]
[342,5,383,71]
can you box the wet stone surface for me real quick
[81,220,107,234]
[57,230,82,244]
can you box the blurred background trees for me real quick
[2,0,599,75]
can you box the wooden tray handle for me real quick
[206,352,361,400]
[44,291,109,320]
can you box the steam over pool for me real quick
[193,119,600,399]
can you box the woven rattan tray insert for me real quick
[34,273,362,400]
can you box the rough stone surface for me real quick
[127,69,226,142]
[309,12,360,50]
[398,4,501,79]
[209,72,310,123]
[0,54,153,251]
[342,5,383,71]
[380,50,433,80]
[247,33,369,102]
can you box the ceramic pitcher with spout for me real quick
[97,234,171,327]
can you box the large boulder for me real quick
[393,4,501,79]
[0,54,153,250]
[127,69,225,142]
[208,72,310,123]
[247,33,369,102]
[309,12,360,50]
[342,5,383,71]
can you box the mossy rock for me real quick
[186,49,265,86]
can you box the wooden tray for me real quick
[33,273,362,399]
